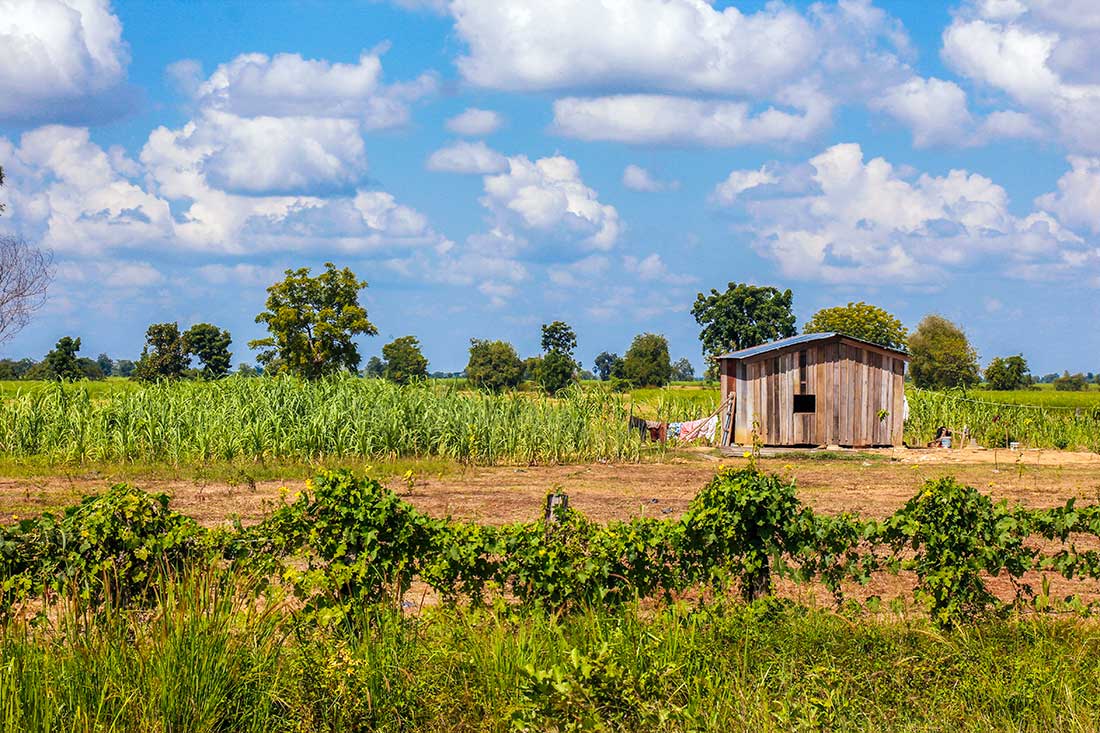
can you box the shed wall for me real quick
[723,340,905,447]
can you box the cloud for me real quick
[57,259,164,289]
[481,154,620,250]
[161,111,370,195]
[452,0,819,95]
[451,0,911,146]
[0,126,173,256]
[720,142,1094,285]
[0,0,131,123]
[622,253,696,285]
[872,77,973,147]
[552,89,832,147]
[941,3,1100,152]
[182,50,436,128]
[426,140,507,174]
[621,165,677,192]
[446,107,502,136]
[711,166,779,206]
[1035,156,1100,233]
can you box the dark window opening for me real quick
[793,394,816,413]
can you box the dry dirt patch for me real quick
[2,448,1100,527]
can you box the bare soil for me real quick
[3,447,1099,527]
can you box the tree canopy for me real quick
[803,301,908,350]
[466,339,524,392]
[984,355,1031,391]
[249,263,377,379]
[134,323,190,381]
[671,357,695,382]
[908,315,980,390]
[623,333,672,388]
[593,351,624,381]
[183,323,233,380]
[382,336,429,385]
[691,283,796,363]
[539,321,578,394]
[45,337,84,381]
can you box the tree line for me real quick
[0,220,1092,391]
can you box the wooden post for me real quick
[545,492,569,523]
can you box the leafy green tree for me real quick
[96,353,113,377]
[134,323,190,381]
[593,351,624,381]
[522,356,542,384]
[78,358,105,380]
[381,336,429,385]
[692,283,796,363]
[908,315,980,390]
[539,321,578,394]
[984,355,1031,390]
[466,339,524,392]
[183,323,232,379]
[249,263,377,379]
[1054,371,1089,391]
[671,357,695,381]
[363,356,385,378]
[803,301,908,349]
[623,333,672,387]
[44,336,84,381]
[115,359,136,378]
[541,321,577,354]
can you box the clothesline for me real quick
[912,387,1095,413]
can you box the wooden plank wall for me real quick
[728,339,906,447]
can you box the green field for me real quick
[6,585,1100,732]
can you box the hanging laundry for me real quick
[678,415,719,443]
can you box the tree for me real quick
[466,339,524,392]
[522,356,542,384]
[539,321,578,394]
[183,323,233,379]
[115,359,136,378]
[134,322,189,381]
[671,357,695,382]
[44,336,84,381]
[803,301,908,350]
[0,234,53,347]
[908,315,980,390]
[984,355,1031,391]
[96,353,113,377]
[249,263,377,379]
[363,356,385,378]
[593,351,625,381]
[1054,371,1089,391]
[623,333,672,387]
[78,357,105,380]
[692,283,796,364]
[381,336,428,385]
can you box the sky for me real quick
[0,0,1098,375]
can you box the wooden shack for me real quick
[718,332,908,448]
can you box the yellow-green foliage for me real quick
[0,377,652,465]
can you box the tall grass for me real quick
[0,377,655,465]
[5,572,1100,732]
[906,388,1100,451]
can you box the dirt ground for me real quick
[3,446,1100,528]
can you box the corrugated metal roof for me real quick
[717,332,908,360]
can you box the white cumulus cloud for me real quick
[481,154,620,250]
[722,142,1095,284]
[445,107,502,136]
[621,165,677,192]
[426,140,507,174]
[0,0,130,123]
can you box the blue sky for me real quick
[1,0,1098,375]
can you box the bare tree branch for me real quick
[0,234,53,345]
